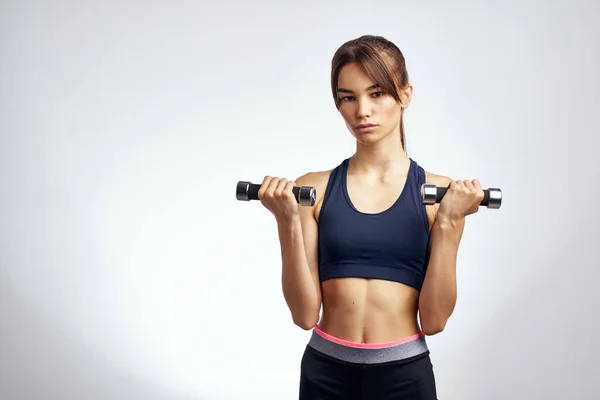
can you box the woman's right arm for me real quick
[259,172,324,330]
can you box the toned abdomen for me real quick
[318,278,422,344]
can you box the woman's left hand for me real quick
[437,179,485,221]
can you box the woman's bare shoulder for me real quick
[296,169,334,203]
[296,169,333,187]
[296,169,335,220]
[424,170,453,187]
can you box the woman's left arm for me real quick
[418,176,484,335]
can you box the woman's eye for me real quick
[339,92,383,102]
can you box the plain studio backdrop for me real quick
[1,0,599,399]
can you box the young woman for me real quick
[258,34,484,399]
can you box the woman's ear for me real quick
[399,84,413,109]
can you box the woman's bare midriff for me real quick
[310,169,431,345]
[317,277,422,344]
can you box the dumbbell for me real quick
[421,184,502,209]
[236,181,316,207]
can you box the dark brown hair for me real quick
[331,35,410,151]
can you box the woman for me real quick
[258,34,484,399]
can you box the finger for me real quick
[285,180,296,194]
[447,180,460,195]
[471,179,484,199]
[284,181,297,202]
[266,177,280,198]
[258,176,272,199]
[463,179,474,190]
[275,178,288,197]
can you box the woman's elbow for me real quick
[294,319,317,330]
[292,309,320,330]
[421,323,445,336]
[420,315,448,336]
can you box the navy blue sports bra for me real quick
[318,157,431,291]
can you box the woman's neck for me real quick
[350,135,409,176]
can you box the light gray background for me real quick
[1,0,599,399]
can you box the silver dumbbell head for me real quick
[298,186,316,207]
[488,188,502,209]
[421,184,438,205]
[236,181,251,201]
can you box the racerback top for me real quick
[318,157,431,291]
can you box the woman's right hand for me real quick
[257,176,300,223]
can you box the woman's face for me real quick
[336,62,411,144]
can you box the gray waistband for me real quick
[307,329,429,365]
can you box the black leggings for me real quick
[299,344,438,400]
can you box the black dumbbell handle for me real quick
[236,181,316,206]
[245,183,261,200]
[421,184,502,209]
[434,187,493,205]
[245,183,304,200]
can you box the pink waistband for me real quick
[313,325,424,349]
